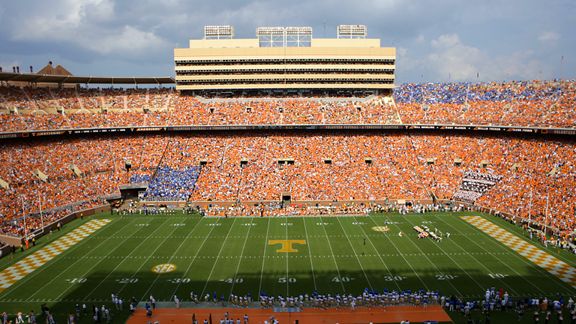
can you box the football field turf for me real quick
[0,211,574,320]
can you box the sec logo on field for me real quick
[152,263,176,274]
[372,226,390,232]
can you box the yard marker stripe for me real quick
[435,215,548,296]
[383,218,464,296]
[301,218,318,292]
[200,216,239,297]
[167,216,222,299]
[318,215,346,293]
[100,217,192,299]
[284,215,290,297]
[401,216,487,293]
[462,216,576,289]
[28,217,161,302]
[257,217,272,300]
[228,216,256,298]
[365,217,430,290]
[137,216,206,300]
[334,216,373,290]
[351,215,401,291]
[0,219,110,293]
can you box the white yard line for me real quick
[137,217,206,300]
[20,219,132,301]
[350,215,401,291]
[171,216,224,298]
[481,217,576,278]
[301,218,318,291]
[257,217,272,300]
[435,216,540,295]
[284,215,290,297]
[402,216,489,293]
[91,232,483,240]
[81,216,182,300]
[447,216,568,296]
[48,251,514,261]
[318,216,346,294]
[200,216,239,297]
[364,216,430,290]
[333,216,373,290]
[383,217,465,296]
[228,217,256,297]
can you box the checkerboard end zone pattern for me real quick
[0,219,111,293]
[462,216,576,289]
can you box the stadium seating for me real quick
[0,135,167,236]
[135,166,200,201]
[1,133,574,239]
[1,80,574,131]
[1,80,574,239]
[394,80,576,127]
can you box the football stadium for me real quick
[0,21,575,324]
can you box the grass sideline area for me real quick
[0,211,574,323]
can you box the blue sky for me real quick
[0,0,573,83]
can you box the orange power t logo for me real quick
[268,240,307,253]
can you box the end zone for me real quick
[0,219,111,294]
[462,216,576,289]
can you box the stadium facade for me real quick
[174,25,396,95]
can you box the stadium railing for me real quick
[1,124,575,140]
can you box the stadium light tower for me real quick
[337,25,367,39]
[204,25,234,40]
[257,26,312,47]
[256,27,285,47]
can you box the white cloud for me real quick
[428,34,483,80]
[84,26,169,54]
[369,0,402,10]
[0,0,573,80]
[421,33,545,81]
[10,0,168,56]
[397,47,408,57]
[12,0,102,40]
[538,31,560,43]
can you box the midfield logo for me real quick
[268,239,307,253]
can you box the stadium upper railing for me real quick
[0,123,575,140]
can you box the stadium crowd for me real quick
[0,80,575,243]
[452,171,502,203]
[0,132,574,243]
[136,166,200,201]
[0,86,400,131]
[394,79,576,127]
[1,79,575,131]
[1,286,574,323]
[448,288,576,323]
[0,135,168,236]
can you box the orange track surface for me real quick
[127,305,452,323]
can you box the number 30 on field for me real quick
[332,276,354,283]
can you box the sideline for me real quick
[127,305,452,324]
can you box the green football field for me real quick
[0,211,575,322]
